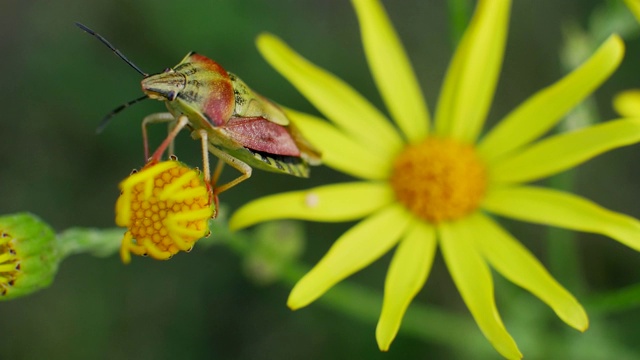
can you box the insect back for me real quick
[142,51,321,191]
[77,23,320,194]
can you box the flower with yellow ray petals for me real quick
[231,0,640,358]
[116,159,215,263]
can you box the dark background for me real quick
[2,0,640,359]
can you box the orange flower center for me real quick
[389,137,487,223]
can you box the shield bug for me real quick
[76,23,321,194]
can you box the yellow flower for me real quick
[116,159,215,263]
[231,0,640,358]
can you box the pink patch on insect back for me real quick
[203,82,235,127]
[189,53,226,74]
[223,117,301,156]
[188,54,235,127]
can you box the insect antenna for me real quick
[96,95,149,133]
[75,22,149,77]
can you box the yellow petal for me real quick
[624,0,640,23]
[483,186,640,251]
[229,182,394,230]
[376,221,437,351]
[490,119,640,184]
[256,33,403,157]
[288,204,412,309]
[439,217,522,360]
[613,89,640,117]
[283,108,391,180]
[352,0,429,142]
[471,213,588,331]
[479,35,625,163]
[434,0,511,143]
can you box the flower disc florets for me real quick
[116,159,214,263]
[389,137,487,223]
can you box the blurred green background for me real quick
[2,0,640,359]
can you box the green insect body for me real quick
[142,52,320,181]
[77,23,320,194]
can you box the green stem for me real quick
[586,282,640,314]
[57,227,123,258]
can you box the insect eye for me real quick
[163,67,172,73]
[167,91,176,101]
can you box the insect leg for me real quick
[195,129,211,183]
[142,112,176,160]
[150,115,189,162]
[211,159,225,188]
[194,129,220,218]
[168,122,176,157]
[206,144,252,194]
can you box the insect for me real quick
[76,23,321,194]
